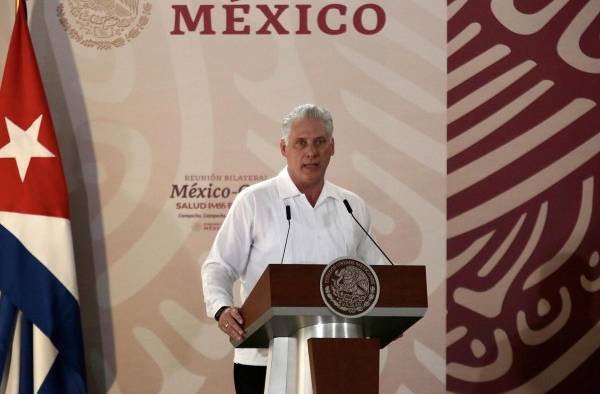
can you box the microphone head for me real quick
[343,199,353,213]
[286,205,291,221]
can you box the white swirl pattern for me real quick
[448,0,600,392]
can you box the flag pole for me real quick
[15,0,20,13]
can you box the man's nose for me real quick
[306,142,319,156]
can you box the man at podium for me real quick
[201,104,382,394]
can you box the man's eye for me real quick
[295,140,306,147]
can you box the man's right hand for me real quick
[218,307,245,342]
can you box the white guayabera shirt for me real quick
[201,167,384,366]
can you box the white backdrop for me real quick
[1,1,446,393]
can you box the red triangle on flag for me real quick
[0,5,69,219]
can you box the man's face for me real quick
[280,118,335,192]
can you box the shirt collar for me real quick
[275,167,342,204]
[318,180,342,203]
[275,167,301,199]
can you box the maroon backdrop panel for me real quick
[447,0,600,392]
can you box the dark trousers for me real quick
[234,363,267,394]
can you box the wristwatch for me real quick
[214,306,230,322]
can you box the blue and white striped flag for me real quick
[0,2,87,393]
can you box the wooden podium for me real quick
[233,264,427,394]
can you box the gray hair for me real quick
[281,104,334,143]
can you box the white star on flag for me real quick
[0,115,55,182]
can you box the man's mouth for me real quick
[302,163,320,169]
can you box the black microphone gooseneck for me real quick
[343,199,395,266]
[280,205,291,264]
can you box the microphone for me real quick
[343,199,395,266]
[280,205,291,264]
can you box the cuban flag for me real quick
[0,2,87,393]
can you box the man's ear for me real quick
[280,139,287,157]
